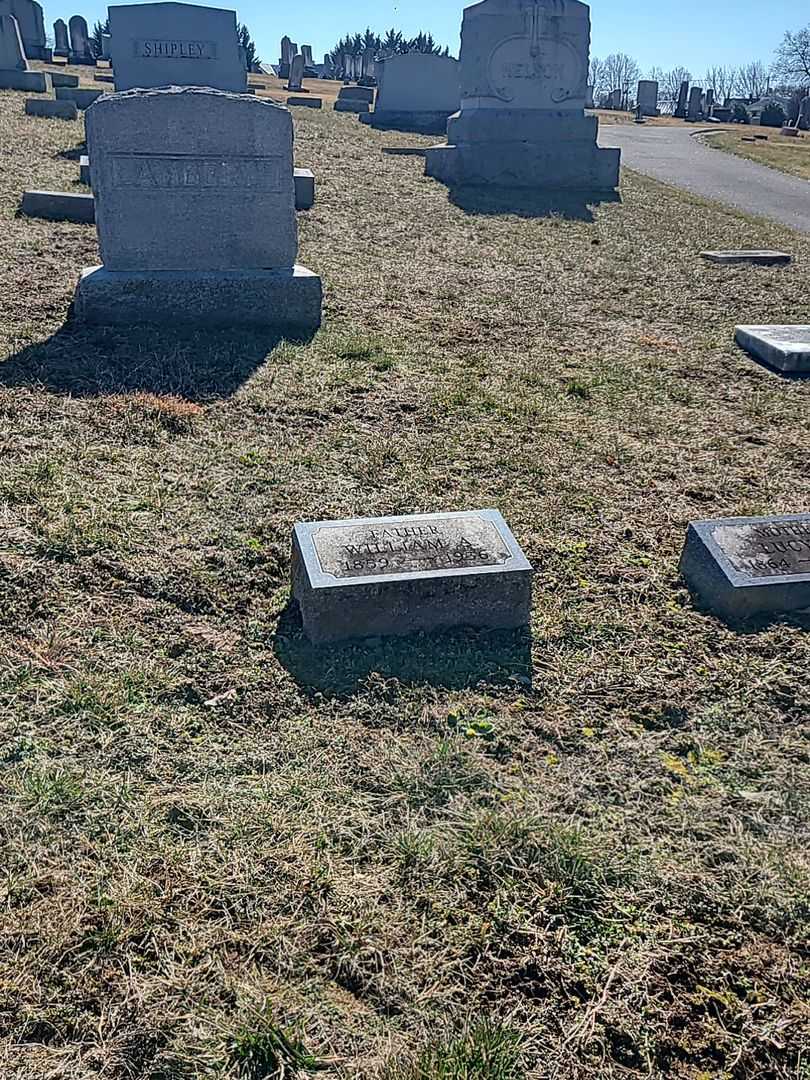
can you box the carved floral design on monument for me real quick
[487,0,583,106]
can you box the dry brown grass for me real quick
[701,127,810,181]
[1,87,810,1080]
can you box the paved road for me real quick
[597,124,810,234]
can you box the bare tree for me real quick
[661,66,691,103]
[589,56,607,96]
[735,60,768,99]
[772,25,810,88]
[602,52,641,109]
[704,65,738,101]
[645,65,664,84]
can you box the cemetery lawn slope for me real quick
[703,127,810,181]
[1,89,809,1080]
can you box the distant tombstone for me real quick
[108,2,246,92]
[704,88,715,114]
[53,16,68,55]
[425,0,619,190]
[68,14,92,63]
[799,95,810,130]
[101,32,111,59]
[287,51,303,91]
[701,250,791,266]
[636,79,658,116]
[291,510,532,643]
[0,0,46,58]
[680,514,810,621]
[279,34,292,77]
[371,52,459,134]
[300,43,312,66]
[675,80,688,119]
[75,86,321,331]
[735,324,810,375]
[608,88,622,109]
[585,82,594,108]
[687,86,703,120]
[362,44,375,78]
[0,11,26,68]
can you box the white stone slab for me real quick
[735,325,810,374]
[702,250,791,266]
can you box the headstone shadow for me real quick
[447,184,621,222]
[0,319,313,401]
[273,600,533,696]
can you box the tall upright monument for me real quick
[425,0,619,189]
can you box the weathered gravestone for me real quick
[53,16,68,54]
[425,0,620,190]
[680,515,810,621]
[674,80,688,118]
[286,52,303,91]
[300,43,312,67]
[109,2,246,92]
[55,85,103,108]
[704,88,714,115]
[734,325,810,374]
[636,79,658,116]
[367,52,460,134]
[0,0,46,59]
[278,34,292,78]
[686,86,703,120]
[101,32,111,59]
[361,45,375,79]
[608,88,622,109]
[800,95,810,130]
[74,86,321,331]
[0,13,49,89]
[701,250,791,266]
[26,95,76,117]
[68,14,93,63]
[585,83,594,108]
[292,510,533,643]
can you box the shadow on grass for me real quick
[273,602,533,695]
[448,185,622,222]
[0,321,313,401]
[56,142,86,162]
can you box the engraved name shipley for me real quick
[316,522,510,579]
[136,38,216,59]
[107,153,285,191]
[715,522,810,578]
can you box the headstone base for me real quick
[287,96,321,108]
[334,99,369,113]
[21,190,94,222]
[25,97,78,119]
[735,325,810,374]
[0,70,50,91]
[74,265,322,332]
[365,109,453,135]
[55,86,103,109]
[50,72,79,88]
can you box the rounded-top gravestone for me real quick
[0,12,27,69]
[68,13,92,62]
[53,16,68,54]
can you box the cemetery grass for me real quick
[1,89,810,1080]
[703,128,810,182]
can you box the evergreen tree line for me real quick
[324,27,449,73]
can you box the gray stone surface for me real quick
[55,85,102,108]
[425,0,619,190]
[0,67,47,89]
[101,31,111,58]
[74,264,321,330]
[278,34,292,78]
[25,95,76,117]
[68,14,93,63]
[21,189,94,221]
[0,11,26,68]
[292,509,533,643]
[371,53,460,133]
[338,84,373,103]
[636,79,658,116]
[334,98,369,113]
[293,166,314,210]
[50,70,78,86]
[53,15,68,53]
[734,325,810,374]
[0,0,46,58]
[701,250,791,266]
[675,80,688,118]
[687,85,703,120]
[79,153,90,184]
[108,1,246,92]
[287,95,321,108]
[680,515,810,621]
[286,51,303,90]
[86,86,298,271]
[382,146,428,156]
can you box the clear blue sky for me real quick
[60,0,807,76]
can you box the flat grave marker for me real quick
[292,509,532,643]
[701,250,791,266]
[735,325,810,374]
[680,514,810,621]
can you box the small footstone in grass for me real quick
[734,325,810,374]
[701,250,791,266]
[292,510,533,644]
[680,514,810,622]
[382,147,428,156]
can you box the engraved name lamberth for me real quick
[108,153,286,192]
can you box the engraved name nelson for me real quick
[107,153,286,192]
[313,518,512,579]
[714,521,810,578]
